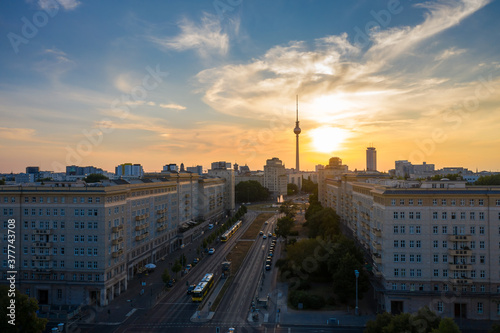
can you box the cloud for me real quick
[159,103,186,110]
[196,0,492,127]
[0,127,37,141]
[38,0,81,11]
[435,47,467,61]
[150,12,231,58]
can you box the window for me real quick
[451,199,456,206]
[442,241,447,248]
[400,226,405,234]
[480,255,485,264]
[418,199,423,206]
[416,226,421,234]
[409,199,413,205]
[433,254,439,263]
[394,254,399,262]
[433,226,438,234]
[400,199,405,205]
[391,199,396,206]
[409,240,415,248]
[443,254,448,263]
[410,254,415,262]
[470,199,475,206]
[394,240,399,248]
[392,283,397,290]
[393,212,399,220]
[433,212,438,220]
[416,269,422,277]
[433,240,438,248]
[442,226,448,234]
[400,240,406,248]
[409,226,415,234]
[451,212,456,220]
[479,199,484,206]
[480,270,486,278]
[434,269,439,277]
[401,254,406,262]
[461,212,466,220]
[416,254,422,263]
[437,301,443,312]
[409,212,414,219]
[471,241,476,249]
[478,303,483,314]
[400,212,405,219]
[471,226,476,235]
[394,269,399,277]
[480,226,485,235]
[479,212,485,221]
[394,225,399,234]
[433,199,438,206]
[416,240,421,248]
[442,199,447,206]
[410,269,415,277]
[401,269,406,277]
[442,212,447,220]
[480,241,485,249]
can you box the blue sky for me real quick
[1,0,499,173]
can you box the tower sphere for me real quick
[294,127,301,135]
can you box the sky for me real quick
[1,0,499,174]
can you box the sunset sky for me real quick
[1,0,499,174]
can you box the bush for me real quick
[289,230,299,236]
[326,296,336,306]
[297,280,311,290]
[288,290,325,309]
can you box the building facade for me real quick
[0,174,227,308]
[366,147,377,172]
[263,157,287,200]
[325,177,500,320]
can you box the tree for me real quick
[287,183,299,195]
[301,177,318,194]
[331,252,369,303]
[83,173,109,183]
[306,207,340,239]
[275,216,294,242]
[365,311,393,333]
[475,174,500,185]
[489,323,500,333]
[161,269,171,285]
[171,259,182,278]
[0,285,47,333]
[279,200,297,219]
[235,180,270,202]
[0,178,5,185]
[431,317,460,333]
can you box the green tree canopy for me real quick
[0,178,5,185]
[301,177,318,194]
[161,269,171,285]
[83,173,109,183]
[275,216,294,241]
[365,306,443,333]
[287,183,299,195]
[235,180,270,202]
[279,200,297,219]
[475,174,500,185]
[431,317,461,333]
[171,259,182,278]
[331,252,369,303]
[0,285,47,333]
[305,207,340,239]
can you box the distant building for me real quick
[263,157,287,200]
[66,165,104,176]
[162,164,178,172]
[211,161,231,170]
[318,157,349,205]
[366,147,377,172]
[115,163,143,178]
[186,165,203,175]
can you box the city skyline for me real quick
[1,1,500,173]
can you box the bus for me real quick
[191,273,215,302]
[221,220,242,242]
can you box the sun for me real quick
[309,126,349,153]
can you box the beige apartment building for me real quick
[325,176,500,320]
[0,174,226,307]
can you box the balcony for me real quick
[448,235,471,242]
[448,249,472,256]
[135,213,149,221]
[135,232,149,242]
[157,216,167,223]
[157,225,167,232]
[33,268,52,273]
[32,242,52,248]
[34,229,51,235]
[372,253,382,264]
[33,255,51,261]
[449,263,471,271]
[112,248,124,258]
[135,223,149,231]
[112,225,124,233]
[449,278,472,285]
[157,208,167,214]
[372,228,382,237]
[112,236,124,245]
[372,241,382,251]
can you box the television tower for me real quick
[293,95,301,172]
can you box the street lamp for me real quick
[354,269,359,316]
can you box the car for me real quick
[268,252,273,257]
[268,232,272,237]
[263,235,267,239]
[265,264,271,271]
[187,284,196,294]
[192,258,200,265]
[264,221,268,225]
[259,231,264,235]
[208,248,215,255]
[167,279,175,288]
[208,224,214,229]
[204,248,209,253]
[266,256,272,261]
[185,264,192,271]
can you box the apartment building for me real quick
[263,157,287,200]
[0,174,227,308]
[325,176,500,320]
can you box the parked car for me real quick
[185,264,192,271]
[208,224,214,229]
[263,235,267,239]
[265,264,271,271]
[167,279,175,288]
[208,248,215,255]
[192,258,200,265]
[259,231,264,235]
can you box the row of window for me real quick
[393,224,500,235]
[393,211,500,221]
[393,268,487,278]
[393,253,488,264]
[394,239,487,249]
[391,198,500,206]
[23,196,101,204]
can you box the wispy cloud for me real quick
[159,103,186,110]
[150,12,232,58]
[435,47,467,61]
[38,0,81,11]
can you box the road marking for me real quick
[125,308,137,317]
